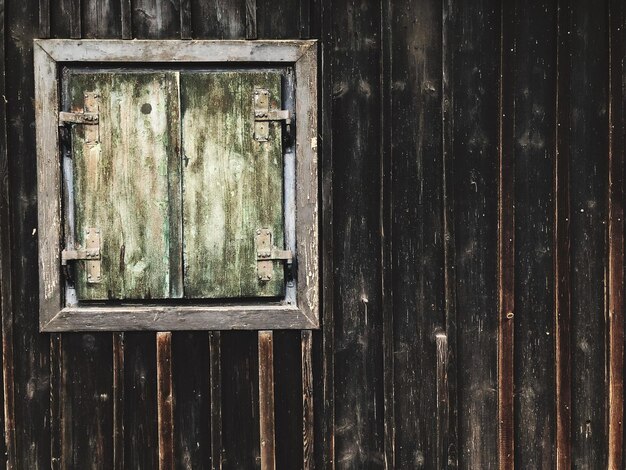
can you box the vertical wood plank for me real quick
[301,331,314,470]
[331,0,384,466]
[121,0,132,38]
[179,0,191,39]
[51,0,81,38]
[8,0,51,466]
[256,0,299,39]
[513,0,558,467]
[39,0,50,37]
[607,0,624,466]
[221,332,260,469]
[389,0,446,465]
[49,335,62,470]
[209,332,223,470]
[498,0,516,466]
[442,0,459,466]
[0,0,15,465]
[245,0,257,39]
[569,0,609,466]
[453,0,500,467]
[554,2,572,467]
[132,0,180,39]
[112,333,125,470]
[189,0,245,39]
[157,332,174,470]
[82,0,122,38]
[258,331,275,470]
[172,332,210,469]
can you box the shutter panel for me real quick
[66,71,183,300]
[181,71,286,298]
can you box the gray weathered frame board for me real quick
[34,39,319,331]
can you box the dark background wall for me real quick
[0,0,624,468]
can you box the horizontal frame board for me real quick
[35,39,319,331]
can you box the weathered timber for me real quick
[181,71,284,298]
[453,0,500,467]
[498,0,516,464]
[66,70,182,301]
[513,0,558,467]
[258,331,276,470]
[569,1,610,467]
[157,332,174,470]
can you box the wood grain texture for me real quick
[301,330,314,469]
[67,70,182,300]
[513,0,557,468]
[82,0,121,38]
[331,0,384,466]
[554,2,572,467]
[189,0,245,39]
[453,0,500,468]
[132,0,180,39]
[569,1,610,467]
[258,331,275,470]
[390,0,446,466]
[157,332,174,470]
[181,71,284,298]
[10,0,52,466]
[0,0,15,464]
[209,332,223,470]
[498,0,516,465]
[607,0,624,466]
[112,333,125,470]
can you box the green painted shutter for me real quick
[67,71,182,300]
[181,71,285,298]
[66,69,285,301]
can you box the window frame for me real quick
[35,39,319,331]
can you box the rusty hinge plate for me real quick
[59,92,101,146]
[253,88,291,142]
[256,228,293,282]
[61,228,102,284]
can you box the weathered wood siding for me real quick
[0,0,624,468]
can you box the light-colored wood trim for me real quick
[35,42,62,330]
[41,305,318,331]
[34,39,316,63]
[34,39,319,332]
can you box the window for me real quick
[35,40,318,331]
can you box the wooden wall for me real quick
[0,0,624,468]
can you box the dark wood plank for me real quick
[157,332,174,470]
[256,0,300,39]
[121,0,132,38]
[569,1,609,467]
[331,0,384,466]
[60,334,114,468]
[50,335,62,470]
[389,0,445,466]
[82,0,121,38]
[498,0,516,465]
[7,0,51,466]
[245,0,256,39]
[113,333,125,470]
[258,331,275,470]
[512,0,558,468]
[179,0,191,39]
[0,0,15,466]
[554,2,572,467]
[124,333,158,469]
[39,0,50,37]
[607,0,624,466]
[209,332,223,470]
[172,332,210,469]
[442,0,459,466]
[132,0,180,39]
[273,332,303,470]
[50,0,81,38]
[301,331,314,470]
[221,332,260,470]
[452,0,500,467]
[189,0,245,39]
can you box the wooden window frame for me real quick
[35,39,319,331]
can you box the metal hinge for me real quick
[61,228,102,284]
[58,92,101,145]
[256,228,293,282]
[253,88,291,142]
